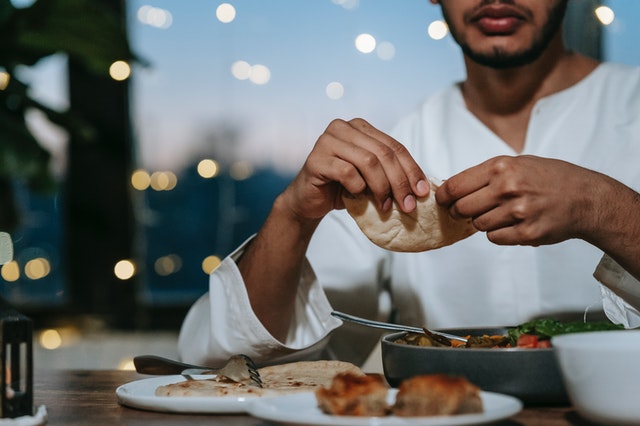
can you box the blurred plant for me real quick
[0,0,140,231]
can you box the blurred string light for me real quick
[1,261,20,282]
[231,60,251,80]
[117,358,135,371]
[1,256,51,282]
[131,169,178,191]
[249,64,271,85]
[326,81,344,100]
[154,254,183,276]
[131,169,151,190]
[37,326,81,351]
[354,34,395,60]
[216,3,236,23]
[39,329,62,350]
[24,257,50,280]
[332,0,359,10]
[230,161,254,180]
[109,60,131,81]
[202,255,222,274]
[150,171,177,191]
[428,20,449,40]
[0,71,9,90]
[114,259,136,280]
[594,5,615,25]
[197,159,220,178]
[355,33,376,53]
[376,41,395,60]
[230,60,271,85]
[137,5,173,29]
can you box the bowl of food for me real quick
[552,330,640,425]
[381,319,624,405]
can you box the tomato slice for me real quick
[517,334,539,348]
[536,339,552,348]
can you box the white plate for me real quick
[116,375,259,413]
[246,389,523,426]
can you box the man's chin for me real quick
[474,55,538,69]
[463,46,542,69]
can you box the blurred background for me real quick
[1,0,639,370]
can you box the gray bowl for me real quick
[381,328,568,405]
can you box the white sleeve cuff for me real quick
[178,236,342,365]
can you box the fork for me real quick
[133,354,263,387]
[331,310,468,343]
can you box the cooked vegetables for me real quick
[394,318,625,349]
[394,332,510,349]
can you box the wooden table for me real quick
[33,369,598,425]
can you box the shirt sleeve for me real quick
[594,254,640,328]
[177,236,342,366]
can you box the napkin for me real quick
[594,254,640,328]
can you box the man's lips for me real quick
[470,5,527,35]
[475,16,524,34]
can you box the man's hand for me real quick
[435,155,599,246]
[280,118,430,224]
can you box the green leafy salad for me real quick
[507,318,624,347]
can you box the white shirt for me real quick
[178,63,640,366]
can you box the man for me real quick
[177,0,640,366]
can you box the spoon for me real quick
[331,311,468,343]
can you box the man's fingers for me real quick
[445,184,499,221]
[436,156,519,207]
[345,118,429,211]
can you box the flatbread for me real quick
[342,179,476,252]
[155,360,364,397]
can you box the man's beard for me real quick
[443,0,569,69]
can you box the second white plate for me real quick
[246,389,523,426]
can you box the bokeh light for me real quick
[595,6,615,25]
[249,64,271,85]
[231,61,271,85]
[230,161,254,180]
[197,159,220,178]
[377,41,396,60]
[39,329,62,350]
[355,33,376,53]
[150,171,177,191]
[332,0,358,10]
[154,254,183,276]
[137,5,173,29]
[131,169,151,190]
[114,260,136,280]
[231,60,252,80]
[0,71,9,90]
[117,358,136,371]
[109,61,131,81]
[326,81,344,100]
[0,261,19,282]
[216,3,236,23]
[428,20,448,40]
[202,255,222,274]
[24,257,51,280]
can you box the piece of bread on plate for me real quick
[391,374,483,416]
[315,372,389,416]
